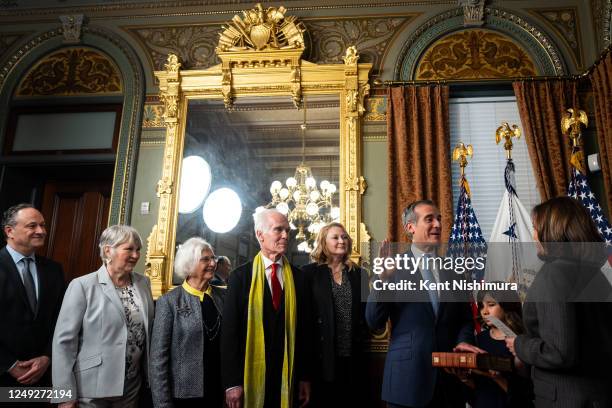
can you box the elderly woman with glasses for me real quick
[150,237,226,408]
[52,225,154,408]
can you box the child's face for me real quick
[480,294,505,326]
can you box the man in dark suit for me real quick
[211,255,231,286]
[366,200,479,408]
[221,209,311,408]
[0,203,65,390]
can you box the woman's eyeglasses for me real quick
[200,255,218,263]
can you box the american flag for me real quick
[447,177,488,332]
[567,168,612,263]
[448,177,488,281]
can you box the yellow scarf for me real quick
[244,252,296,408]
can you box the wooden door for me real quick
[40,181,111,282]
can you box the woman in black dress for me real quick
[302,222,368,408]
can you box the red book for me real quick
[431,352,513,372]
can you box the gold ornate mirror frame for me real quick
[144,4,372,297]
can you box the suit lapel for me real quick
[0,246,34,316]
[98,265,127,325]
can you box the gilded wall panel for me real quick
[126,25,220,70]
[304,15,415,74]
[16,47,122,96]
[415,29,537,80]
[528,7,584,69]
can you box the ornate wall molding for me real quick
[0,32,29,59]
[15,47,122,96]
[0,24,144,225]
[527,7,584,69]
[590,0,612,50]
[125,14,416,77]
[304,14,416,75]
[415,29,537,80]
[395,6,567,80]
[126,24,220,71]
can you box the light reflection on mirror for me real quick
[203,187,242,233]
[178,155,212,214]
[176,95,339,284]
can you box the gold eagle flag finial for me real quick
[561,108,588,174]
[495,122,521,160]
[453,142,473,196]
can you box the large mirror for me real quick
[174,95,340,284]
[144,4,371,297]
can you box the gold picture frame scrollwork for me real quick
[144,4,372,298]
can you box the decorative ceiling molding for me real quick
[0,1,451,20]
[395,6,567,80]
[304,15,416,75]
[415,29,537,79]
[16,46,123,96]
[527,7,584,70]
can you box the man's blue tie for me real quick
[421,254,439,316]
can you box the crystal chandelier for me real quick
[260,98,339,252]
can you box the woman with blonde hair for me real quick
[302,222,368,407]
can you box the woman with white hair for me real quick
[150,237,225,408]
[52,225,154,408]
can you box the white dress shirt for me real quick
[6,244,39,299]
[262,254,284,290]
[411,244,440,297]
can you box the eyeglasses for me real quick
[200,255,218,263]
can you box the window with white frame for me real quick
[449,96,541,240]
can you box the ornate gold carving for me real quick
[217,3,305,52]
[346,176,368,194]
[528,8,584,69]
[127,25,220,71]
[305,15,414,74]
[15,47,122,96]
[561,108,588,174]
[149,41,371,297]
[156,177,173,197]
[495,122,521,160]
[415,29,537,80]
[453,142,473,178]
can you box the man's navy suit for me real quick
[0,246,65,386]
[366,252,474,407]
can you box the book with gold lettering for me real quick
[431,352,513,372]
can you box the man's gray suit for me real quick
[149,284,225,408]
[52,265,154,400]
